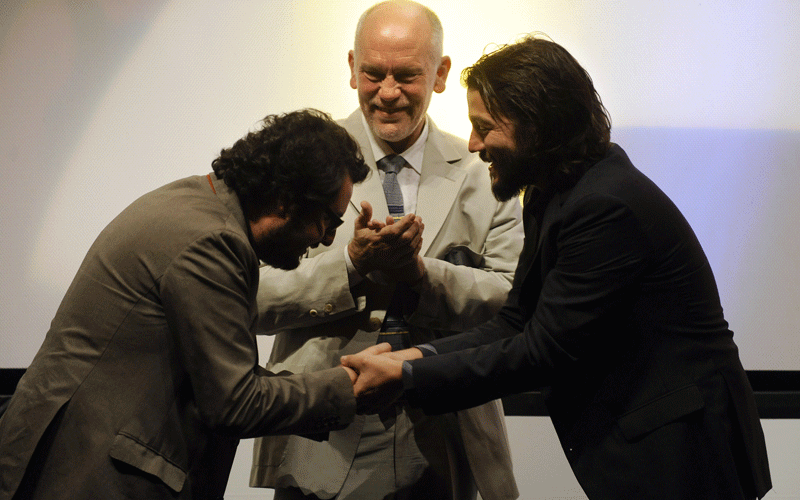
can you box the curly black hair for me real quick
[462,34,611,188]
[212,109,369,221]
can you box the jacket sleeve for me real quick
[408,184,524,332]
[409,193,651,414]
[160,230,356,438]
[254,246,364,333]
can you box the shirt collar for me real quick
[360,113,427,175]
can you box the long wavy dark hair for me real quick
[462,34,611,188]
[212,109,369,221]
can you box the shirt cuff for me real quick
[402,360,415,390]
[416,343,437,356]
[402,344,437,390]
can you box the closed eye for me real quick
[364,71,384,83]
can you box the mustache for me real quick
[370,103,408,113]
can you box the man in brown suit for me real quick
[0,109,382,500]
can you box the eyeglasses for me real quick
[318,206,344,236]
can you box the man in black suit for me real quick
[343,35,772,499]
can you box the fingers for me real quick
[408,227,423,255]
[365,342,393,355]
[340,343,392,374]
[354,201,373,230]
[341,365,358,385]
[380,214,422,250]
[340,347,409,414]
[340,353,362,371]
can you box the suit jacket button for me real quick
[368,317,382,331]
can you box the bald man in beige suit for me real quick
[250,2,523,499]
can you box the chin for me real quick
[491,178,522,202]
[262,254,302,270]
[255,245,305,270]
[374,124,411,143]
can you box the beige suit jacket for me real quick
[0,175,356,500]
[251,112,522,500]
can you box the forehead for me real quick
[467,89,494,120]
[358,47,430,73]
[355,12,435,68]
[467,89,516,129]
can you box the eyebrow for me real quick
[469,116,494,128]
[360,63,424,76]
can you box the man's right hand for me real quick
[340,344,419,414]
[347,201,424,277]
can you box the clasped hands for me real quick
[347,201,425,285]
[340,343,423,414]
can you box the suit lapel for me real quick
[416,119,466,256]
[344,113,466,256]
[517,184,569,287]
[342,111,391,222]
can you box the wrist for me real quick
[407,265,426,291]
[404,347,424,360]
[347,242,370,277]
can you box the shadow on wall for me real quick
[1,1,169,360]
[611,127,800,372]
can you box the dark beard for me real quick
[483,149,531,202]
[252,216,310,270]
[491,170,524,202]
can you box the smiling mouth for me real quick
[373,106,406,117]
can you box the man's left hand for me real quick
[341,344,408,414]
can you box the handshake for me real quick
[339,343,423,414]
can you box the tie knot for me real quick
[378,154,405,175]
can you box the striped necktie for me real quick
[378,155,405,222]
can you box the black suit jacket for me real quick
[408,145,771,499]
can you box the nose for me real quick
[378,76,401,101]
[320,229,336,247]
[468,129,484,153]
[313,218,337,247]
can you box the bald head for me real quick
[355,0,443,65]
[348,0,451,153]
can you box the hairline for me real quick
[353,0,444,65]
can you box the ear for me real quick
[276,198,297,220]
[433,55,451,94]
[348,50,357,90]
[269,196,291,220]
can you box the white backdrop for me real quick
[1,0,798,369]
[3,1,800,498]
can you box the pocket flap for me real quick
[109,433,186,493]
[617,384,705,441]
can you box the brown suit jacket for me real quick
[0,174,356,500]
